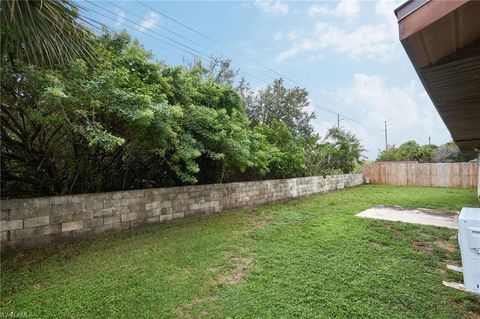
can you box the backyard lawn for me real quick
[1,185,479,319]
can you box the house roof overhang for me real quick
[395,0,480,152]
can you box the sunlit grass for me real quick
[1,185,479,318]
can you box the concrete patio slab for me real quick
[356,205,458,229]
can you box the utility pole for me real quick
[428,136,431,145]
[384,121,388,150]
[337,114,343,129]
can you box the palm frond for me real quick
[1,0,95,68]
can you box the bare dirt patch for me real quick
[467,311,480,319]
[394,229,405,240]
[435,240,457,252]
[218,256,253,285]
[411,241,434,255]
[437,268,447,275]
[174,210,269,318]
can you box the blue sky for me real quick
[81,0,452,159]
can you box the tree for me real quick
[377,141,434,162]
[243,78,315,138]
[376,147,402,161]
[0,31,260,197]
[207,57,238,85]
[236,77,255,114]
[422,144,438,162]
[376,140,475,163]
[432,142,475,163]
[399,141,436,162]
[1,26,367,199]
[303,138,342,176]
[254,120,307,178]
[186,56,238,85]
[1,0,94,67]
[322,127,365,173]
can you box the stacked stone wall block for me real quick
[1,174,363,250]
[62,220,84,232]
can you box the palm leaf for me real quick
[1,0,95,68]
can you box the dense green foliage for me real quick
[321,127,365,173]
[2,186,478,318]
[377,140,475,163]
[431,142,476,163]
[239,78,314,137]
[1,31,364,198]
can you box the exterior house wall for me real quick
[0,174,364,250]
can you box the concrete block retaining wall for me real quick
[0,174,363,250]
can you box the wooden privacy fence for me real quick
[362,162,478,189]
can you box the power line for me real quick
[83,6,196,56]
[104,0,211,51]
[83,5,208,63]
[85,0,204,55]
[81,3,267,85]
[85,16,172,53]
[135,0,367,126]
[139,0,299,84]
[133,2,292,83]
[85,1,271,86]
[90,1,365,126]
[84,1,368,129]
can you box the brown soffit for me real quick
[396,0,469,41]
[395,0,480,151]
[401,1,480,68]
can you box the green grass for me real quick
[1,185,479,318]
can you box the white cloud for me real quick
[308,0,360,22]
[275,22,395,63]
[115,10,125,27]
[311,73,450,157]
[312,120,334,138]
[312,120,371,158]
[275,0,402,63]
[273,30,298,42]
[275,39,316,63]
[308,5,329,17]
[306,54,324,62]
[315,22,394,58]
[341,73,424,127]
[264,0,450,157]
[254,0,289,15]
[375,0,402,36]
[140,12,160,31]
[375,0,397,21]
[287,30,299,40]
